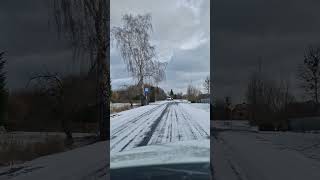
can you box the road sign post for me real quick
[144,87,149,105]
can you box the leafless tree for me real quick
[120,84,138,107]
[111,14,166,105]
[187,84,201,103]
[27,72,74,144]
[0,51,7,127]
[51,0,110,140]
[298,45,320,105]
[246,59,264,123]
[246,69,294,129]
[263,80,294,114]
[203,75,210,94]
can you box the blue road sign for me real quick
[144,87,149,93]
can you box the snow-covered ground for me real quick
[0,100,210,179]
[110,100,210,153]
[212,120,320,180]
[189,103,210,112]
[0,141,109,180]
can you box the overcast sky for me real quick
[110,0,210,94]
[4,0,319,102]
[0,0,89,92]
[213,0,320,103]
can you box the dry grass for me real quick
[110,105,132,113]
[110,102,141,114]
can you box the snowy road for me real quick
[110,101,210,153]
[212,120,320,180]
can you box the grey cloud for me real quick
[213,0,320,102]
[111,0,210,93]
[1,0,82,91]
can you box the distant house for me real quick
[198,93,210,103]
[231,103,249,120]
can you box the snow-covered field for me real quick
[0,100,209,179]
[212,120,320,180]
[189,103,210,112]
[110,100,210,153]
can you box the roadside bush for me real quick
[7,73,98,133]
[111,105,131,113]
[246,71,293,131]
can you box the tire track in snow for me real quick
[110,104,167,152]
[136,103,170,147]
[152,105,170,144]
[111,101,209,153]
[176,107,198,140]
[111,104,164,139]
[179,105,209,138]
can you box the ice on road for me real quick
[110,101,210,153]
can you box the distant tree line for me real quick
[8,73,98,145]
[212,45,320,131]
[111,84,168,104]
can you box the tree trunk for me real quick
[138,77,145,106]
[58,91,74,145]
[95,3,109,141]
[315,79,318,104]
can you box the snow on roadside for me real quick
[253,131,320,162]
[0,141,108,180]
[180,103,210,136]
[215,130,320,180]
[189,103,210,112]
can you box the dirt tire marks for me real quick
[137,102,171,147]
[148,102,208,145]
[111,104,163,139]
[111,101,209,153]
[110,104,167,152]
[153,105,171,144]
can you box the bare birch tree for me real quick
[298,45,320,105]
[51,0,110,140]
[203,75,210,94]
[187,84,201,103]
[27,72,75,144]
[111,14,166,105]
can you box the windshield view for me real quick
[110,0,210,179]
